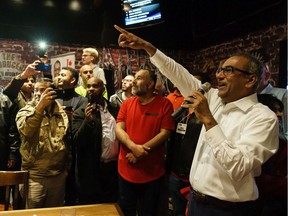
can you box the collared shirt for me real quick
[166,90,184,111]
[99,101,119,162]
[151,49,279,202]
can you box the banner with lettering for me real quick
[0,52,26,87]
[50,52,75,79]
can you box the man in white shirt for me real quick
[114,25,279,216]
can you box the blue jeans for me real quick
[168,174,190,216]
[118,175,162,216]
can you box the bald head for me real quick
[86,77,105,102]
[80,65,94,85]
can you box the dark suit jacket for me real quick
[56,91,88,112]
[72,99,117,195]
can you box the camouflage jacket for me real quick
[16,100,69,177]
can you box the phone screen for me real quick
[35,63,51,72]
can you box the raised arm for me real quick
[114,25,157,57]
[4,61,41,100]
[114,25,203,98]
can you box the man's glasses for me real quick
[83,70,93,74]
[216,66,253,76]
[82,54,91,57]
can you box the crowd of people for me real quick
[0,26,286,216]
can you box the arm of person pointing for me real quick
[114,25,157,57]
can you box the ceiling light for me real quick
[69,0,81,11]
[39,41,47,50]
[44,0,54,7]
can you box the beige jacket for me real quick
[16,100,69,177]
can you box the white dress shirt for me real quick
[99,101,119,162]
[150,49,279,202]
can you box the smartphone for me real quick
[64,106,73,112]
[54,89,64,99]
[35,62,51,72]
[88,94,97,104]
[88,94,98,112]
[50,83,64,99]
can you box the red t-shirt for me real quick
[117,95,175,183]
[166,90,184,111]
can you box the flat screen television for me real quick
[121,0,164,29]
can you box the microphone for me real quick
[171,82,211,121]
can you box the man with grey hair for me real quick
[16,78,69,208]
[114,25,278,216]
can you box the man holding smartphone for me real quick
[16,78,69,208]
[72,77,119,204]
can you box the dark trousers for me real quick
[187,191,257,216]
[169,174,190,216]
[64,170,76,205]
[118,175,162,216]
[77,161,118,205]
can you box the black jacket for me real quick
[72,99,118,194]
[0,94,20,170]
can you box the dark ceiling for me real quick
[0,0,286,50]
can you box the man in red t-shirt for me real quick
[116,67,175,216]
[166,85,184,111]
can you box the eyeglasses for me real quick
[83,70,93,74]
[122,79,133,83]
[216,66,253,76]
[82,54,91,57]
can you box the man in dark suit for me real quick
[72,77,119,204]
